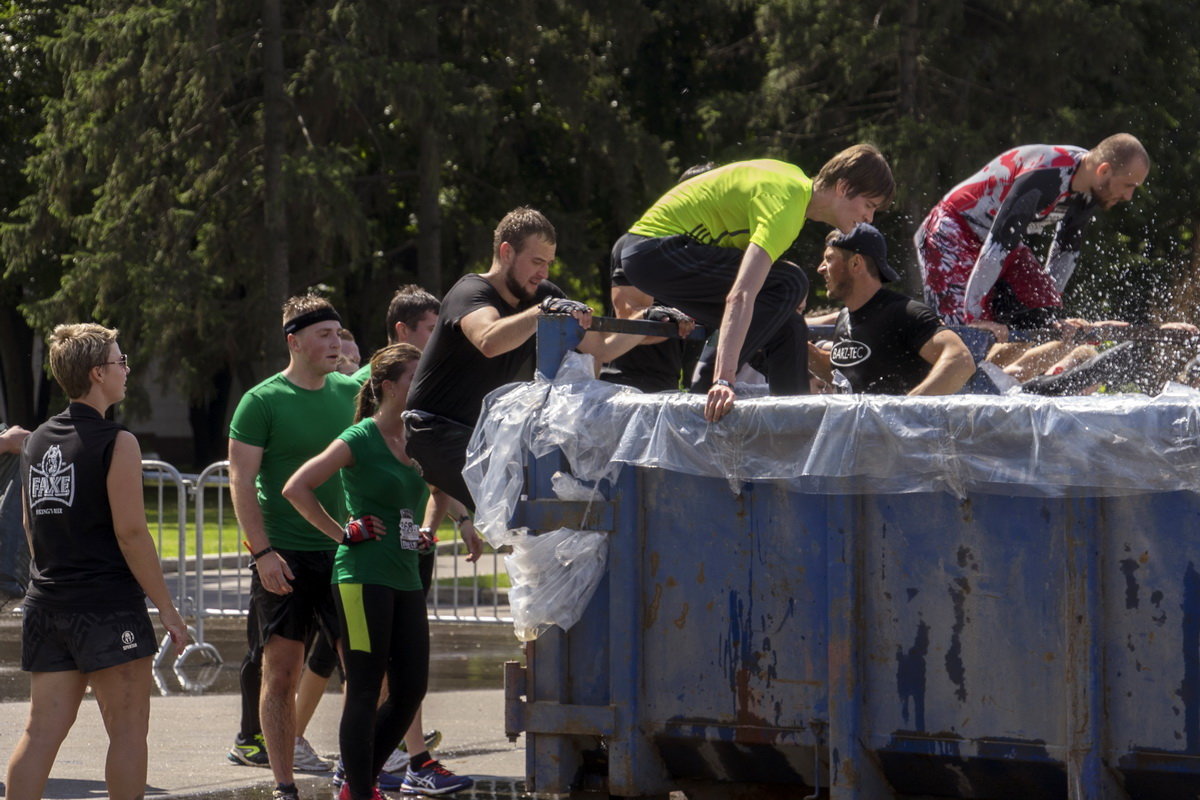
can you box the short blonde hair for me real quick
[48,323,118,399]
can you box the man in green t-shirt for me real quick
[228,294,360,800]
[614,144,895,422]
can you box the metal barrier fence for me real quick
[143,458,512,664]
[139,460,222,675]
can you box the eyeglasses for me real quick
[96,354,129,368]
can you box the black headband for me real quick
[283,307,342,336]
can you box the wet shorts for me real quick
[21,604,158,673]
[250,548,339,647]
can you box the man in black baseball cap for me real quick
[810,224,976,394]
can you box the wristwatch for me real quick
[713,379,734,390]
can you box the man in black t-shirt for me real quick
[405,206,642,509]
[809,225,976,395]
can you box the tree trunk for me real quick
[898,0,919,118]
[417,125,442,294]
[262,0,289,360]
[187,365,232,469]
[417,14,442,294]
[0,289,36,427]
[897,0,924,298]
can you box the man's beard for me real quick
[825,279,845,304]
[506,271,535,303]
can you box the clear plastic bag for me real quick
[505,527,609,642]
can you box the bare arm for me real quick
[805,311,841,326]
[707,243,775,422]
[807,341,834,383]
[229,437,294,594]
[108,431,187,645]
[0,425,29,455]
[909,329,977,396]
[460,305,553,358]
[613,285,665,344]
[421,487,482,562]
[282,440,356,543]
[577,328,647,364]
[228,438,267,552]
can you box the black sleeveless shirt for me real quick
[21,403,144,610]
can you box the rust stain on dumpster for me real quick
[644,583,663,629]
[674,603,689,629]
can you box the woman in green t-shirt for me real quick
[283,343,468,800]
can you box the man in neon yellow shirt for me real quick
[615,145,894,421]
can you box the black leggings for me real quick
[334,584,429,800]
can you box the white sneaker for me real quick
[293,735,333,772]
[382,747,411,774]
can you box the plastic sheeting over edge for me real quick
[467,352,1200,538]
[463,352,1200,638]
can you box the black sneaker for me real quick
[227,732,269,767]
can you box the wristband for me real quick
[417,526,438,554]
[251,545,275,561]
[713,379,734,390]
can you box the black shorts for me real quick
[250,548,339,647]
[403,410,475,511]
[305,626,341,680]
[21,604,158,673]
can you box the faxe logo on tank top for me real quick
[831,340,871,367]
[28,445,75,514]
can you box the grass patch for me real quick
[142,485,467,561]
[433,572,511,590]
[143,487,240,560]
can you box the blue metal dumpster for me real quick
[482,317,1200,800]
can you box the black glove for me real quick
[540,296,592,316]
[643,305,693,325]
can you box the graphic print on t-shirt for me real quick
[830,340,871,368]
[28,445,75,512]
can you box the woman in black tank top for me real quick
[7,324,188,800]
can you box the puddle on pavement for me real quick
[0,617,525,700]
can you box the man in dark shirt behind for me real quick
[810,224,976,395]
[405,206,642,510]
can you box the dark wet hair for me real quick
[492,207,556,259]
[385,285,440,344]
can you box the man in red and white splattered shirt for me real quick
[915,134,1149,328]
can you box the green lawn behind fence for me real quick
[144,488,466,560]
